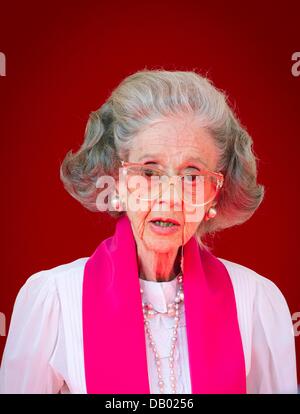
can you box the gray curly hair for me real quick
[60,69,265,250]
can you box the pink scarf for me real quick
[82,215,246,393]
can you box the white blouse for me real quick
[0,256,298,394]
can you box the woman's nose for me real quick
[157,178,183,210]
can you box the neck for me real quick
[136,244,182,282]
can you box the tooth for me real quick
[153,221,174,227]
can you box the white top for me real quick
[0,256,298,394]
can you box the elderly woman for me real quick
[0,70,298,394]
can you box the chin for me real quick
[145,236,179,253]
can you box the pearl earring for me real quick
[111,193,124,212]
[205,206,217,221]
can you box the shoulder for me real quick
[9,257,90,340]
[13,257,90,313]
[217,256,294,342]
[217,256,291,312]
[217,256,270,287]
[22,257,89,292]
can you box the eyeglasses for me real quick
[119,160,224,207]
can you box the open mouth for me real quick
[150,218,180,228]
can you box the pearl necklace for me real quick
[140,273,184,394]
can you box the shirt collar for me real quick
[139,276,179,313]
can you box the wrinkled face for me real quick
[119,114,220,254]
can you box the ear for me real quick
[114,170,128,208]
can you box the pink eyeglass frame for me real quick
[120,160,225,191]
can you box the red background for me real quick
[0,0,299,386]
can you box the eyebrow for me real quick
[137,154,210,169]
